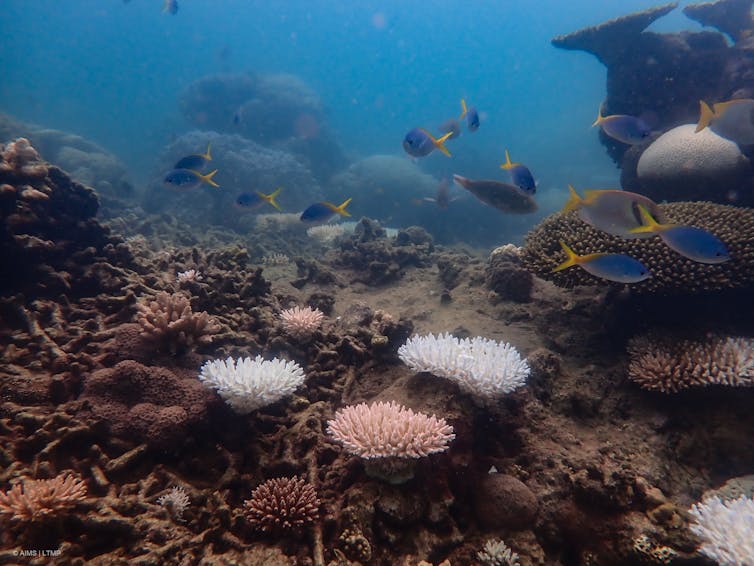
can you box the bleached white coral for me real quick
[477,538,521,566]
[157,486,190,522]
[176,269,202,283]
[307,223,346,244]
[198,356,306,414]
[398,333,529,401]
[262,253,290,265]
[688,495,754,565]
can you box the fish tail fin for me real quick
[201,142,212,161]
[335,197,352,217]
[696,100,715,133]
[459,98,468,119]
[262,187,283,211]
[562,184,583,213]
[198,169,220,188]
[553,241,579,272]
[434,131,453,157]
[592,105,605,127]
[629,204,662,234]
[500,149,515,170]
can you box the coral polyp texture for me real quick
[136,291,221,354]
[278,305,325,338]
[243,476,320,534]
[521,202,754,294]
[198,355,306,413]
[628,335,754,393]
[326,400,455,459]
[0,473,87,522]
[688,495,754,565]
[157,486,191,522]
[398,333,529,401]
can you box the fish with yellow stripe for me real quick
[553,241,652,283]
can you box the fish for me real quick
[460,99,480,132]
[300,198,352,223]
[403,128,452,158]
[163,0,178,15]
[696,99,754,145]
[553,241,652,284]
[236,187,283,211]
[173,142,212,170]
[500,149,536,194]
[452,174,537,214]
[164,168,219,189]
[438,118,461,140]
[423,177,457,208]
[592,107,651,145]
[629,205,730,264]
[563,185,663,238]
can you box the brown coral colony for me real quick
[243,477,320,534]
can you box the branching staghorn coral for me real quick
[0,472,87,522]
[136,291,220,354]
[627,334,754,392]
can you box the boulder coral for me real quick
[521,201,754,294]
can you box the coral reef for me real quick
[627,334,754,392]
[243,476,320,534]
[0,113,133,214]
[521,202,754,294]
[477,538,521,566]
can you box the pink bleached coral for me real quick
[278,306,324,338]
[326,400,455,459]
[0,472,87,522]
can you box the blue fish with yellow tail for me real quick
[174,142,212,170]
[500,149,536,194]
[300,198,352,224]
[553,241,651,284]
[593,107,651,145]
[236,187,283,211]
[164,168,219,189]
[460,99,480,132]
[403,128,453,158]
[629,206,730,264]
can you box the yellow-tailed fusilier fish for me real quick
[500,149,536,194]
[629,206,731,264]
[553,241,652,284]
[173,142,212,170]
[164,168,219,189]
[563,185,663,238]
[452,175,537,214]
[592,107,651,145]
[236,187,283,211]
[460,99,480,132]
[403,128,453,158]
[696,99,754,145]
[300,198,352,224]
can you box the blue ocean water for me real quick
[0,1,705,237]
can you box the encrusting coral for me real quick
[136,291,221,354]
[627,334,754,392]
[521,202,754,294]
[243,476,320,534]
[0,472,87,522]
